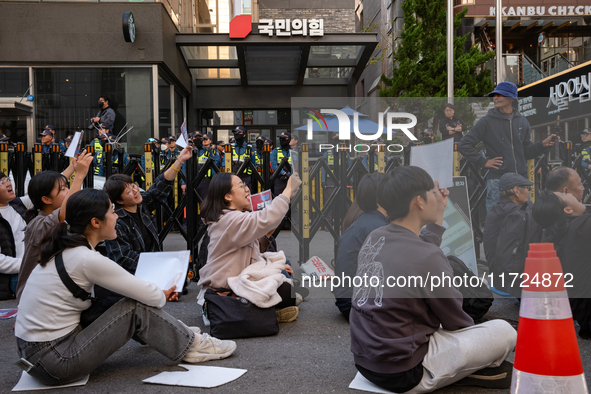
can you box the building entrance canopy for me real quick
[176,33,378,87]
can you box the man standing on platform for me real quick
[459,82,557,211]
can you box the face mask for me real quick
[98,101,104,108]
[256,142,264,151]
[280,139,289,148]
[161,144,168,150]
[235,134,244,144]
[195,139,203,148]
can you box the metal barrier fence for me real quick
[3,139,590,276]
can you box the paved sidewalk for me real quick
[1,231,590,393]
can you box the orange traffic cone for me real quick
[511,243,588,393]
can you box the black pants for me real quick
[275,282,296,309]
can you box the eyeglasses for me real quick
[0,178,11,186]
[125,183,140,196]
[233,182,249,191]
[581,133,591,137]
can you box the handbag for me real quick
[204,288,278,339]
[54,252,109,328]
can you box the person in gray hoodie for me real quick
[349,166,517,393]
[458,82,557,211]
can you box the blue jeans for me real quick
[10,274,18,294]
[16,298,194,386]
[486,178,500,212]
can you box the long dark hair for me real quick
[532,191,569,244]
[39,189,110,267]
[25,171,68,223]
[342,173,386,230]
[200,173,234,223]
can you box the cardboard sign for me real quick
[439,176,479,275]
[250,190,272,211]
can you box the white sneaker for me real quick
[183,333,236,363]
[189,326,202,335]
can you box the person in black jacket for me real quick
[0,172,31,299]
[458,82,557,212]
[532,191,590,338]
[333,172,387,320]
[438,103,466,143]
[483,173,536,290]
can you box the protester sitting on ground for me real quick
[532,191,590,339]
[198,172,302,323]
[100,146,193,309]
[15,189,236,386]
[15,151,93,300]
[350,166,517,393]
[544,166,585,203]
[333,173,386,320]
[0,173,33,300]
[483,173,534,271]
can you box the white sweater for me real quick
[15,245,165,342]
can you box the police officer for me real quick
[271,131,292,196]
[215,140,225,170]
[180,131,220,197]
[253,135,266,169]
[166,136,180,161]
[290,134,299,150]
[230,126,256,189]
[39,127,54,154]
[92,127,109,176]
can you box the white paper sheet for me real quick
[134,250,190,291]
[409,138,454,189]
[176,134,188,149]
[349,372,397,394]
[13,372,89,391]
[64,131,83,158]
[143,365,247,388]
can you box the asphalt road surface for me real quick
[1,231,590,393]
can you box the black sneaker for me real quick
[453,360,513,389]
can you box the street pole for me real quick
[447,0,454,104]
[496,0,503,84]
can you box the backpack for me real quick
[493,202,541,297]
[447,255,494,321]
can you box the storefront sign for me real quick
[123,12,136,43]
[461,1,591,17]
[518,61,591,126]
[258,19,324,37]
[489,5,591,16]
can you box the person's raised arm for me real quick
[164,145,192,181]
[59,150,93,222]
[61,159,75,179]
[281,173,302,200]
